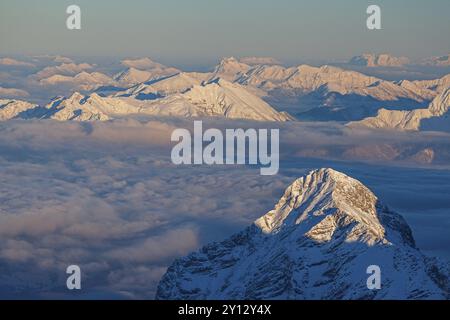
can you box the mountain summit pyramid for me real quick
[156,168,449,300]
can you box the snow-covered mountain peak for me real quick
[213,57,251,80]
[183,78,293,121]
[255,168,386,245]
[67,91,85,102]
[156,169,448,300]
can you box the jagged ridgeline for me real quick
[156,168,449,300]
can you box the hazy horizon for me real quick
[1,0,449,66]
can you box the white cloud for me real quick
[106,228,199,263]
[0,58,35,68]
[0,87,29,97]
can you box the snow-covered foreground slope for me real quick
[350,89,450,131]
[156,168,449,300]
[1,79,292,122]
[403,74,450,96]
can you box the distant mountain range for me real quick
[211,57,448,121]
[0,79,292,122]
[156,168,449,300]
[347,53,450,67]
[0,55,449,124]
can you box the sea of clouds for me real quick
[0,118,449,298]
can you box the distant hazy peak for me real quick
[120,57,166,70]
[349,53,410,67]
[422,54,450,67]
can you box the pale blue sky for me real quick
[1,0,449,65]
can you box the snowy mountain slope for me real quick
[211,58,441,121]
[210,58,438,121]
[396,80,438,101]
[156,168,449,300]
[115,72,206,99]
[350,89,450,131]
[174,78,293,121]
[0,99,43,120]
[39,71,116,91]
[125,78,293,121]
[114,59,180,86]
[42,93,113,121]
[214,58,427,100]
[237,64,425,101]
[114,67,162,86]
[404,74,450,96]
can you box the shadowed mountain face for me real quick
[350,89,450,131]
[156,169,449,300]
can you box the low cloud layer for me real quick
[0,87,29,98]
[0,118,449,298]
